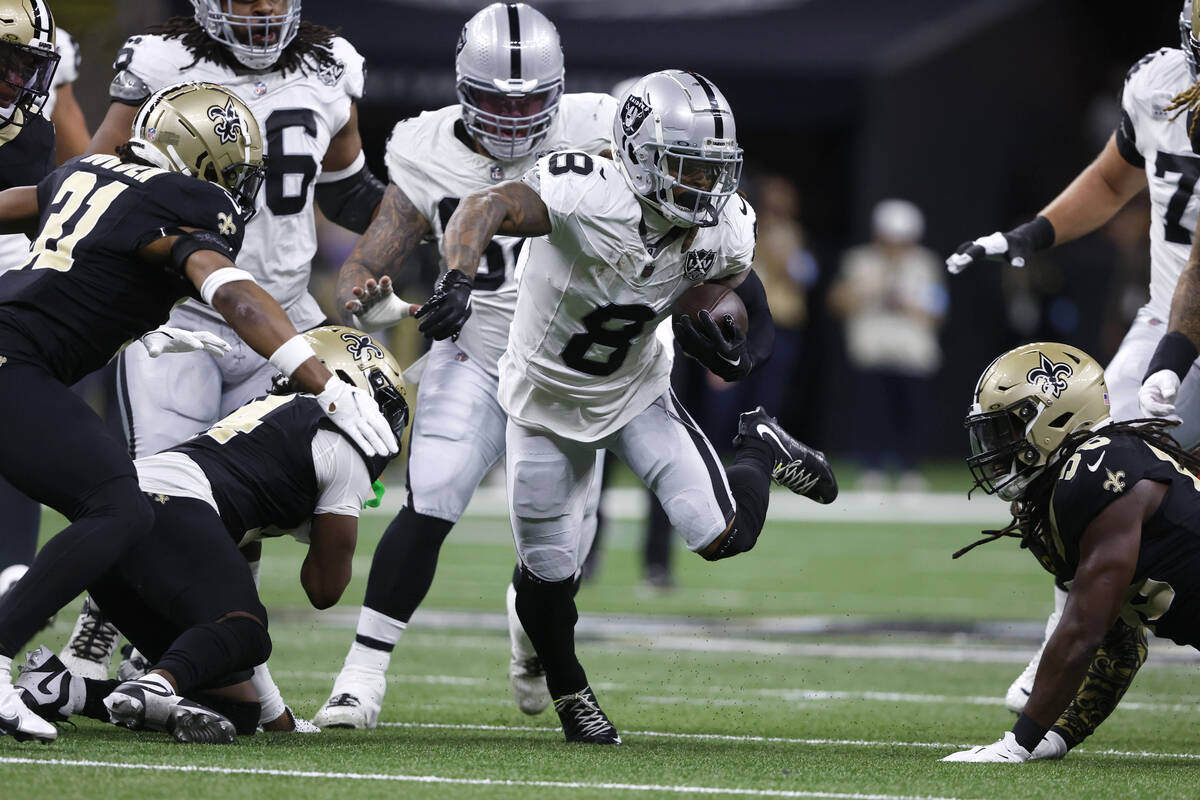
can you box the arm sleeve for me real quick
[314,151,385,234]
[311,429,374,516]
[1050,619,1149,748]
[734,269,775,371]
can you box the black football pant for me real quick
[0,356,154,657]
[86,497,270,693]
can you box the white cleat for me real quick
[0,680,57,743]
[1006,603,1063,714]
[506,582,550,715]
[103,674,235,744]
[59,597,120,680]
[312,666,385,729]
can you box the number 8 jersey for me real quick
[498,151,756,442]
[109,32,366,331]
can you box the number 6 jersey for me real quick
[110,32,366,331]
[498,151,757,442]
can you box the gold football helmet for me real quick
[300,326,409,440]
[126,81,266,217]
[965,342,1110,500]
[0,0,58,123]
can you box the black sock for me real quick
[189,693,260,736]
[79,677,120,721]
[703,444,773,562]
[155,616,271,695]
[514,567,587,699]
[363,506,454,623]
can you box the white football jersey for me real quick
[498,152,756,442]
[112,33,366,329]
[384,93,616,374]
[1119,47,1200,322]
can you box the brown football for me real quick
[672,282,748,332]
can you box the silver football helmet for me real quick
[1183,1,1199,80]
[455,2,564,162]
[192,0,302,71]
[612,70,743,228]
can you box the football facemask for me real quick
[192,0,302,71]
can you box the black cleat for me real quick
[734,407,838,503]
[553,686,621,744]
[166,704,237,745]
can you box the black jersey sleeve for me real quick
[1049,433,1177,561]
[133,173,246,260]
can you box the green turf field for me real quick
[4,491,1199,799]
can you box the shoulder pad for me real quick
[326,36,366,100]
[1126,48,1173,84]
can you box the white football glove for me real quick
[1029,730,1068,761]
[315,375,399,458]
[1138,369,1182,420]
[140,326,232,358]
[941,731,1031,763]
[345,275,420,332]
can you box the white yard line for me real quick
[0,757,974,800]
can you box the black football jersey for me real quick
[0,154,244,384]
[0,111,54,190]
[1048,430,1200,647]
[171,393,391,544]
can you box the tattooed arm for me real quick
[334,183,431,323]
[1049,618,1148,749]
[442,180,552,279]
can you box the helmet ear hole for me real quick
[335,368,357,389]
[1047,412,1073,429]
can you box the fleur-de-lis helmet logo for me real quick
[1026,353,1073,399]
[207,100,244,145]
[341,331,385,362]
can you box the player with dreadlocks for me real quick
[942,342,1200,763]
[57,0,386,734]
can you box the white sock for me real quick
[251,662,285,724]
[344,606,405,673]
[506,583,536,662]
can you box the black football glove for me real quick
[674,310,752,381]
[415,268,473,341]
[945,216,1055,274]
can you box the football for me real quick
[672,282,748,332]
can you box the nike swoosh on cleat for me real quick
[755,423,787,454]
[1086,452,1105,472]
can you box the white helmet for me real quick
[612,70,743,228]
[191,0,302,71]
[455,2,564,162]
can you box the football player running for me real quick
[944,342,1200,763]
[0,82,396,744]
[13,327,408,744]
[428,70,837,743]
[61,0,384,730]
[313,3,616,729]
[946,1,1200,714]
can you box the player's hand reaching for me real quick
[345,275,420,332]
[946,216,1055,275]
[140,326,232,358]
[415,268,473,341]
[941,732,1031,763]
[674,310,752,381]
[316,375,399,458]
[1138,369,1183,421]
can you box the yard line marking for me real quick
[0,757,974,800]
[379,721,1200,760]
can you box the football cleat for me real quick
[14,646,79,722]
[553,686,621,744]
[117,644,152,682]
[734,407,838,503]
[59,597,120,680]
[0,679,57,743]
[104,674,235,744]
[312,666,385,729]
[506,583,550,715]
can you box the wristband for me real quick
[199,266,256,305]
[268,334,317,378]
[1011,713,1049,752]
[1145,330,1200,382]
[1011,215,1056,251]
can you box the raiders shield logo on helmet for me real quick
[1026,353,1073,399]
[620,95,652,136]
